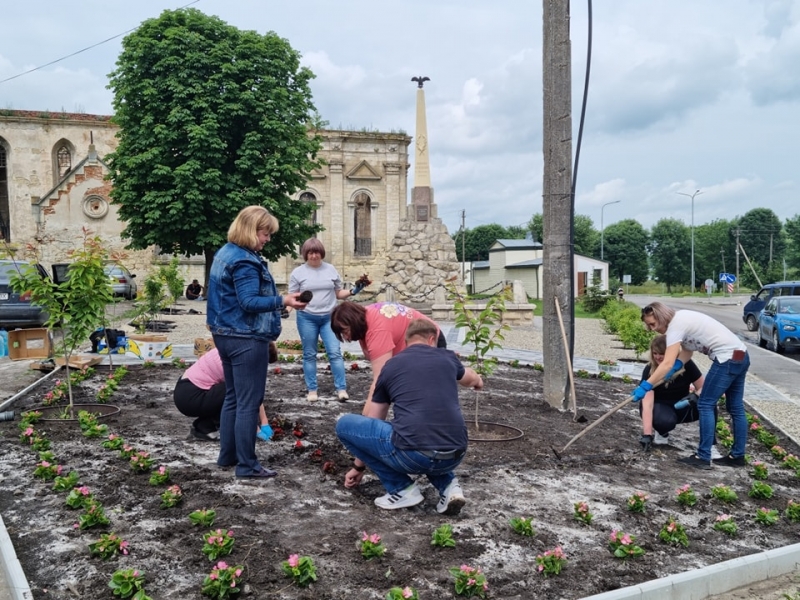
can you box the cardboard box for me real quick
[193,337,215,357]
[55,355,104,369]
[128,334,169,342]
[8,328,52,361]
[126,338,173,361]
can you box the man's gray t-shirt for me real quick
[288,262,343,315]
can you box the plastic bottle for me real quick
[0,328,8,358]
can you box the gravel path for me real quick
[120,303,637,362]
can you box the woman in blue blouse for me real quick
[206,206,307,479]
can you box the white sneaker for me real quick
[436,478,466,515]
[711,445,724,460]
[307,391,318,402]
[653,432,670,445]
[337,390,349,402]
[374,483,424,510]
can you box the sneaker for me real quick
[307,391,318,402]
[436,479,466,515]
[190,426,220,442]
[337,390,349,402]
[713,454,746,468]
[711,445,724,460]
[653,431,670,445]
[374,483,424,510]
[677,454,712,470]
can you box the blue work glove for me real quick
[664,359,684,381]
[674,392,698,411]
[256,424,274,442]
[350,282,366,295]
[631,381,653,403]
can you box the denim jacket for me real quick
[206,242,283,341]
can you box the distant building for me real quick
[469,237,609,299]
[0,110,412,288]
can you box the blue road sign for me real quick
[724,274,736,284]
[719,272,728,282]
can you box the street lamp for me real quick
[600,200,621,261]
[678,189,703,294]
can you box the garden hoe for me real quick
[551,377,668,460]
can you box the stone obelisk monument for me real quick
[411,76,433,221]
[383,77,461,301]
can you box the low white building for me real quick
[469,238,610,299]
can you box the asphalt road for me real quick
[629,294,800,403]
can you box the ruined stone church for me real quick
[0,88,459,298]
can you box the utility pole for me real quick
[735,228,740,293]
[460,209,466,282]
[542,0,573,410]
[677,189,703,293]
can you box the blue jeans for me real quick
[296,310,346,392]
[336,414,463,495]
[213,334,270,476]
[696,352,750,461]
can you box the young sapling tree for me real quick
[447,281,511,428]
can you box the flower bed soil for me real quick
[1,361,800,599]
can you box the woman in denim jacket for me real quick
[207,206,307,479]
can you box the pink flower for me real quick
[230,583,235,588]
[24,427,33,436]
[483,582,489,590]
[537,565,544,572]
[621,535,632,545]
[287,554,299,568]
[133,571,139,577]
[217,561,228,569]
[235,569,242,577]
[467,579,476,586]
[402,587,413,599]
[369,534,381,544]
[209,573,217,580]
[361,531,369,541]
[609,530,618,541]
[56,465,63,475]
[158,466,166,475]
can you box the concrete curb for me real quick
[0,514,33,600]
[580,542,800,599]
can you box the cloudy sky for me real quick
[2,0,799,237]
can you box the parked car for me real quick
[757,295,800,354]
[0,259,50,328]
[104,264,138,300]
[742,281,800,331]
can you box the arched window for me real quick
[299,191,318,228]
[56,145,72,179]
[0,143,8,240]
[354,192,372,256]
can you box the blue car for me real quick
[757,295,800,354]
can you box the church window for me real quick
[56,145,72,178]
[0,145,8,241]
[354,192,372,256]
[299,191,318,228]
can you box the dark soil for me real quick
[1,359,800,600]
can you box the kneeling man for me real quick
[336,318,483,515]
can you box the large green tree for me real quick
[735,208,786,275]
[785,214,800,275]
[648,218,690,292]
[602,219,649,285]
[106,8,322,284]
[693,219,736,288]
[526,213,598,256]
[453,224,525,262]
